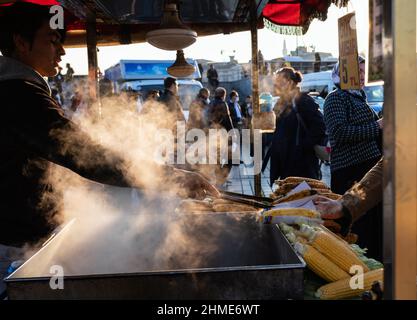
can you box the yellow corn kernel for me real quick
[264,208,321,219]
[316,268,383,300]
[295,243,350,282]
[309,230,370,274]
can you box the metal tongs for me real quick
[219,190,274,209]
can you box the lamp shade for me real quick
[146,3,197,51]
[167,50,196,78]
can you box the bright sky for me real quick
[61,0,369,75]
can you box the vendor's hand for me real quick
[377,118,383,129]
[173,168,221,199]
[313,195,344,219]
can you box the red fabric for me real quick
[263,1,301,26]
[262,0,331,27]
[0,0,59,6]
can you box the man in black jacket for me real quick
[0,3,218,293]
[158,77,185,132]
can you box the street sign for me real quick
[338,12,360,90]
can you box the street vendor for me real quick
[313,157,383,260]
[0,2,219,294]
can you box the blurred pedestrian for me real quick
[207,64,219,91]
[324,56,382,194]
[65,63,74,82]
[269,67,326,185]
[227,90,243,130]
[324,57,383,259]
[187,87,210,131]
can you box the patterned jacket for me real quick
[324,89,382,172]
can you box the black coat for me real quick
[227,100,243,127]
[269,93,326,185]
[207,97,234,132]
[0,79,131,246]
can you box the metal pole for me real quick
[250,0,262,196]
[86,14,100,118]
[383,0,417,300]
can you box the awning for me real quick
[262,0,349,35]
[0,0,267,47]
[0,0,59,5]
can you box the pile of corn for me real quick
[271,176,341,201]
[279,222,383,300]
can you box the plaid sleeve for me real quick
[323,92,380,144]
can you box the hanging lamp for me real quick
[167,50,196,77]
[146,2,197,51]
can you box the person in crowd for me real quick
[158,77,186,132]
[323,56,383,259]
[146,89,160,102]
[269,67,326,185]
[0,2,218,296]
[139,89,160,115]
[65,62,74,82]
[240,95,253,128]
[313,157,383,260]
[206,87,235,184]
[227,90,243,130]
[51,88,62,106]
[69,87,83,115]
[187,88,210,131]
[207,64,219,91]
[207,87,233,132]
[324,56,383,194]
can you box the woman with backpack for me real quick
[269,67,327,185]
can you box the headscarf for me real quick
[332,55,366,98]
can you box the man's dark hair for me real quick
[0,2,66,57]
[229,90,238,99]
[214,87,226,99]
[164,77,177,89]
[197,88,209,98]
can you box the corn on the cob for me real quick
[295,243,350,282]
[275,190,317,204]
[320,193,343,200]
[308,229,369,274]
[280,176,323,184]
[264,208,321,219]
[213,203,259,212]
[311,188,332,194]
[316,225,358,252]
[316,268,383,300]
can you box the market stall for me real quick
[1,0,416,300]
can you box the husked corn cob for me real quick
[316,268,383,300]
[319,223,358,251]
[280,176,322,184]
[308,230,369,274]
[295,243,350,282]
[275,190,317,204]
[320,193,343,200]
[264,208,321,218]
[213,203,259,212]
[311,188,332,194]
